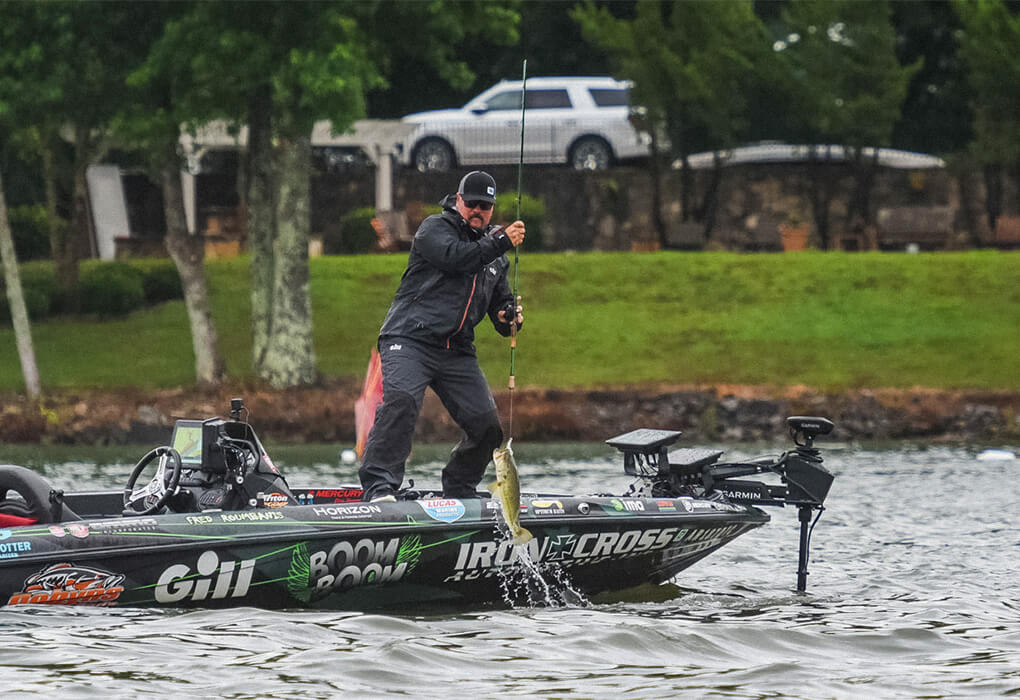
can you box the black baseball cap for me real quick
[457,171,497,204]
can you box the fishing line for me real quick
[508,58,526,440]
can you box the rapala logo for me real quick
[310,537,411,591]
[154,551,255,604]
[8,563,125,606]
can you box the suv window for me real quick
[589,88,629,107]
[483,89,573,111]
[484,90,522,111]
[526,89,572,109]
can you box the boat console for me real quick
[607,416,836,591]
[119,398,298,516]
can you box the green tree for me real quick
[120,2,231,387]
[573,0,771,246]
[0,2,157,308]
[954,0,1020,237]
[139,2,382,387]
[778,0,920,248]
[139,1,518,388]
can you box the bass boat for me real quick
[0,399,835,610]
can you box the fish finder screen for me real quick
[171,421,204,466]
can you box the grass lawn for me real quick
[1,250,1017,392]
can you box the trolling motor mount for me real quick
[608,416,837,593]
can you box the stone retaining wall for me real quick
[2,384,1016,446]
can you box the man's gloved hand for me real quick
[498,296,523,328]
[501,301,518,325]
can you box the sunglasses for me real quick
[464,200,493,211]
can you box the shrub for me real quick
[79,262,146,316]
[338,206,378,254]
[0,263,56,322]
[130,259,184,304]
[6,205,56,261]
[494,191,546,250]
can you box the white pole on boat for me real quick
[508,59,527,439]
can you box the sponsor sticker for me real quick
[312,504,383,520]
[262,492,290,509]
[0,540,32,558]
[304,536,420,594]
[68,524,89,539]
[89,518,159,533]
[8,563,125,606]
[155,550,255,604]
[606,498,645,514]
[531,499,565,516]
[419,499,465,523]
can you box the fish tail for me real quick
[512,527,532,546]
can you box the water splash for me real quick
[492,513,588,609]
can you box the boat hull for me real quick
[0,494,767,610]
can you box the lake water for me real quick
[0,441,1016,698]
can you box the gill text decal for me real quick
[154,550,255,603]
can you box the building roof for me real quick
[684,143,945,170]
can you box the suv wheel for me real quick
[413,138,455,172]
[570,137,612,170]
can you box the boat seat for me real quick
[0,464,81,524]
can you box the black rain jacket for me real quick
[378,194,519,354]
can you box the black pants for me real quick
[359,339,503,500]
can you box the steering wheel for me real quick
[123,446,183,515]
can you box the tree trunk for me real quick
[847,147,879,247]
[39,139,67,265]
[160,161,225,387]
[259,134,317,388]
[0,171,41,399]
[59,159,90,313]
[953,156,992,247]
[807,150,834,250]
[247,86,276,374]
[647,131,668,249]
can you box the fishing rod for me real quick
[508,58,526,440]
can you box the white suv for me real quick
[400,76,650,172]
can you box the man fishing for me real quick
[359,170,525,503]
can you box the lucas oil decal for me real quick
[418,499,465,523]
[155,550,255,604]
[8,563,125,606]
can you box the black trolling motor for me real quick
[607,416,836,592]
